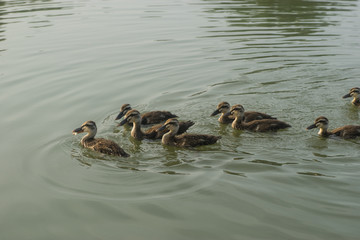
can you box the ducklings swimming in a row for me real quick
[73,94,360,157]
[73,106,218,156]
[211,101,276,124]
[158,118,221,147]
[118,109,195,140]
[116,103,177,125]
[304,87,360,138]
[225,104,291,132]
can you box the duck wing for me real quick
[246,119,291,132]
[331,125,360,139]
[141,111,178,124]
[244,111,276,122]
[92,138,129,157]
[174,134,221,147]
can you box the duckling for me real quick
[210,102,234,124]
[226,104,291,132]
[158,118,221,147]
[119,109,194,140]
[72,121,129,157]
[342,87,360,106]
[211,101,276,123]
[115,104,178,125]
[306,116,360,139]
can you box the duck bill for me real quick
[115,111,125,120]
[118,118,128,126]
[72,127,84,135]
[223,112,231,117]
[210,109,220,116]
[306,124,317,130]
[342,93,351,99]
[157,125,166,132]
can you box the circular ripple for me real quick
[29,116,229,201]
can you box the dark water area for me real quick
[1,0,360,239]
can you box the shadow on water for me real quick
[199,0,357,74]
[201,0,357,35]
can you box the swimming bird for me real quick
[118,109,194,140]
[211,101,276,123]
[158,118,221,147]
[72,120,129,157]
[306,116,360,139]
[342,87,360,106]
[115,103,178,124]
[226,104,291,132]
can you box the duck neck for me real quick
[81,131,96,146]
[318,127,330,137]
[219,111,230,123]
[352,97,360,105]
[131,121,144,140]
[232,115,246,129]
[162,128,177,145]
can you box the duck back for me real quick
[244,119,291,132]
[244,111,276,122]
[141,111,178,124]
[83,138,129,157]
[331,125,360,139]
[144,120,195,139]
[172,134,221,147]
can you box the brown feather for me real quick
[239,119,291,132]
[307,116,360,139]
[243,111,277,122]
[212,101,276,124]
[84,138,129,157]
[169,134,221,148]
[331,125,360,139]
[74,120,129,157]
[229,105,290,132]
[160,118,221,147]
[141,111,178,124]
[122,110,193,140]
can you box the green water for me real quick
[1,0,360,239]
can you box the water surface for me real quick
[1,0,360,239]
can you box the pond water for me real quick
[1,0,360,239]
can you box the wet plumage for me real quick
[211,101,276,123]
[158,118,221,147]
[306,116,360,139]
[115,103,178,124]
[342,87,360,106]
[72,121,129,157]
[226,104,291,132]
[119,109,194,140]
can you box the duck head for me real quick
[72,120,97,136]
[118,109,141,126]
[211,101,230,116]
[115,103,132,120]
